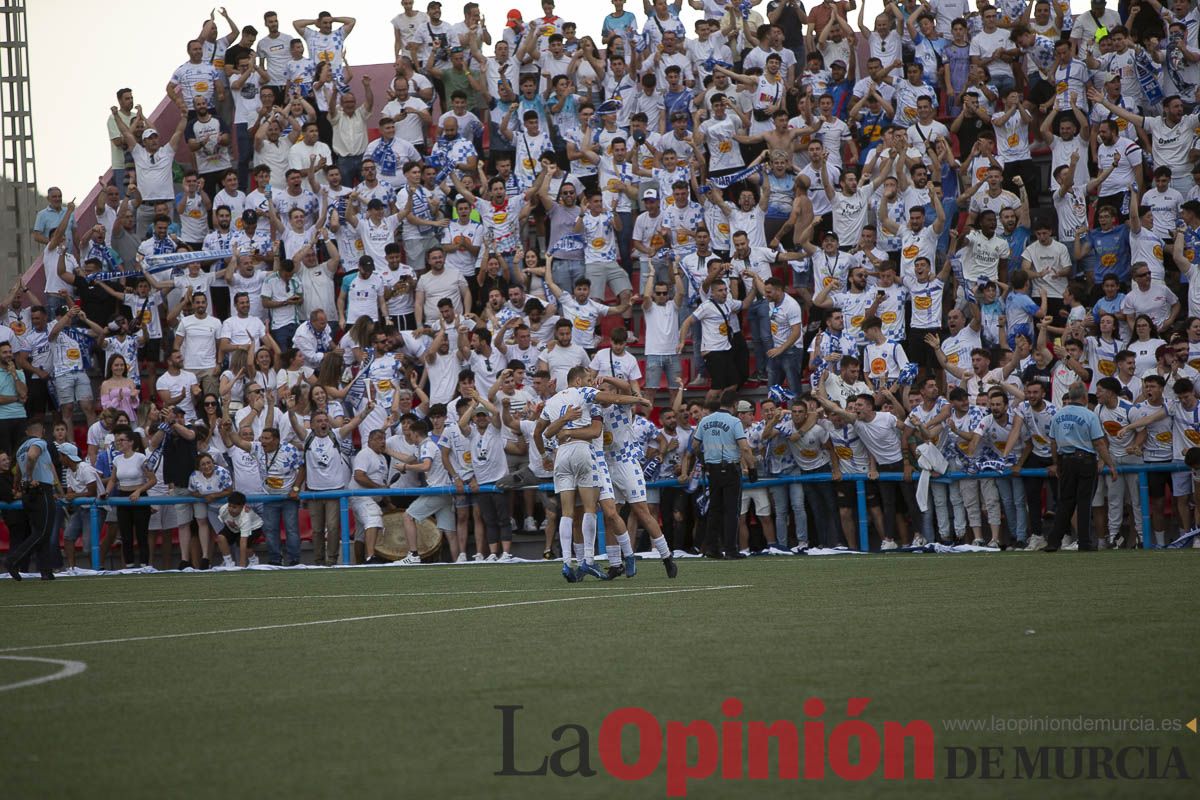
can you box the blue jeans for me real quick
[550,257,585,293]
[644,354,681,390]
[994,476,1028,542]
[336,153,363,186]
[801,470,839,548]
[271,323,298,352]
[616,211,634,272]
[770,472,806,546]
[767,347,805,394]
[991,74,1016,98]
[260,497,301,564]
[236,123,253,190]
[936,197,958,258]
[746,298,771,376]
[113,168,129,199]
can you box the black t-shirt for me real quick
[954,115,990,160]
[72,273,119,324]
[1020,361,1054,394]
[224,45,255,73]
[767,1,807,47]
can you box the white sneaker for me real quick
[880,539,898,551]
[1062,540,1079,551]
[247,554,260,566]
[1026,534,1048,551]
[788,543,807,554]
[1062,535,1075,549]
[485,553,499,562]
[911,535,927,547]
[738,548,751,557]
[455,553,468,563]
[985,539,1001,550]
[971,538,985,547]
[523,516,538,533]
[1109,534,1124,549]
[508,518,517,533]
[499,552,516,563]
[400,553,421,565]
[473,553,485,562]
[221,555,235,567]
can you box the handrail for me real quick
[1,462,1186,569]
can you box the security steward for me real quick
[691,388,757,559]
[6,419,60,580]
[1047,381,1118,552]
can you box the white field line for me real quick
[0,587,635,610]
[0,585,751,654]
[0,656,88,692]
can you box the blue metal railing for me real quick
[0,462,1187,570]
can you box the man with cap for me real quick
[7,419,61,580]
[111,98,189,235]
[58,442,99,572]
[686,388,756,558]
[1047,381,1119,552]
[231,208,274,269]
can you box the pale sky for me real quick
[26,0,1090,200]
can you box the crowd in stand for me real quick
[5,0,1200,578]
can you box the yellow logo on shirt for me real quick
[881,311,897,325]
[493,212,509,224]
[717,141,732,153]
[902,244,919,258]
[66,348,81,360]
[1157,431,1173,443]
[1007,133,1020,147]
[194,81,209,93]
[717,223,730,235]
[265,476,285,489]
[591,237,606,249]
[850,315,864,328]
[574,317,591,330]
[913,295,932,310]
[870,357,886,375]
[1100,253,1117,267]
[1098,359,1116,376]
[718,323,729,336]
[463,452,473,464]
[834,446,852,459]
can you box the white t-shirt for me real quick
[854,412,903,464]
[176,314,222,371]
[643,300,680,357]
[346,273,384,323]
[157,370,199,420]
[692,298,743,352]
[113,452,149,491]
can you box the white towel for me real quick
[916,443,949,513]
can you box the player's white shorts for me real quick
[740,486,771,516]
[553,444,599,494]
[607,459,647,504]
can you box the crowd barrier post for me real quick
[855,479,868,551]
[339,496,351,565]
[89,504,102,571]
[1138,471,1152,550]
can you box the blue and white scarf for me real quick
[143,248,232,274]
[547,233,585,256]
[1134,49,1164,106]
[372,138,398,177]
[708,164,763,188]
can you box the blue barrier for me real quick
[0,462,1188,570]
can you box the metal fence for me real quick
[0,462,1188,571]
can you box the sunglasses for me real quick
[653,290,668,296]
[203,401,218,406]
[248,388,263,395]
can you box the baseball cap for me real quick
[831,60,847,69]
[735,400,754,413]
[58,443,83,463]
[1156,344,1174,361]
[507,8,522,20]
[241,209,259,224]
[474,404,490,416]
[642,188,659,200]
[141,128,159,141]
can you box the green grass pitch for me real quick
[2,553,1198,799]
